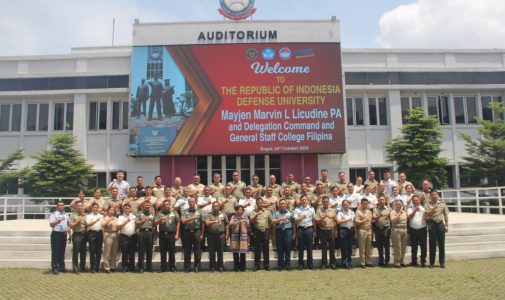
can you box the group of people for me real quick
[49,169,449,275]
[134,73,175,121]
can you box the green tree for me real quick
[24,134,95,196]
[460,102,505,186]
[385,107,448,189]
[0,148,25,194]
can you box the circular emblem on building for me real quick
[279,47,292,60]
[218,0,257,20]
[245,48,259,60]
[261,47,275,61]
[149,49,161,60]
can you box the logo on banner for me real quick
[245,48,259,60]
[218,0,257,20]
[261,47,275,60]
[279,47,291,60]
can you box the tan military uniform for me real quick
[264,184,282,198]
[316,179,333,195]
[137,196,158,215]
[279,196,296,212]
[171,185,184,199]
[356,209,373,266]
[335,181,349,194]
[425,200,449,224]
[209,183,225,198]
[227,180,246,199]
[252,209,271,231]
[248,184,264,199]
[281,181,301,196]
[364,179,378,193]
[390,209,407,266]
[122,197,139,213]
[152,185,165,199]
[187,183,205,197]
[86,197,107,213]
[218,195,237,217]
[397,180,414,194]
[261,195,279,214]
[105,198,122,216]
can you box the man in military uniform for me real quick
[419,180,432,206]
[86,188,107,213]
[281,172,301,196]
[279,186,297,212]
[49,201,69,275]
[250,198,272,271]
[135,201,155,273]
[397,172,415,194]
[135,175,146,197]
[69,190,87,212]
[69,201,87,274]
[364,170,378,194]
[155,199,180,272]
[264,174,282,197]
[156,186,176,212]
[294,195,316,269]
[271,199,295,271]
[123,187,139,213]
[219,185,237,220]
[335,171,348,194]
[248,174,264,199]
[316,169,333,195]
[355,198,374,268]
[152,175,165,199]
[210,172,225,198]
[137,186,158,215]
[171,176,184,199]
[425,190,449,268]
[390,199,408,268]
[228,170,247,199]
[106,187,123,216]
[373,195,391,266]
[205,201,229,272]
[261,186,278,214]
[187,174,205,198]
[181,197,204,272]
[376,182,391,207]
[303,175,316,194]
[315,196,337,269]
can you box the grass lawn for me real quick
[0,258,503,299]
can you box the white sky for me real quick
[0,0,504,56]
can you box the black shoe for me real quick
[103,269,110,274]
[320,265,327,270]
[218,267,224,273]
[378,262,385,267]
[366,264,375,268]
[421,263,426,268]
[330,264,336,270]
[170,267,177,273]
[110,269,116,273]
[138,268,144,274]
[440,264,446,269]
[264,266,270,271]
[394,265,401,268]
[285,265,291,271]
[194,267,199,273]
[429,265,434,269]
[91,270,95,274]
[52,269,59,275]
[209,268,215,273]
[360,265,366,269]
[410,262,418,267]
[184,268,190,273]
[297,265,304,271]
[73,270,80,275]
[252,266,259,272]
[308,265,314,270]
[59,269,66,273]
[400,263,406,268]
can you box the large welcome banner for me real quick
[129,43,344,156]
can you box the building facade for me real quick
[0,20,503,194]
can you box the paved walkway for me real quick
[0,213,504,232]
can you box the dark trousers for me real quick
[72,232,86,271]
[233,253,246,271]
[120,234,136,271]
[429,222,446,266]
[276,228,292,269]
[50,231,67,271]
[159,231,176,271]
[148,96,162,120]
[182,229,201,270]
[137,230,153,270]
[410,227,427,265]
[253,228,270,268]
[297,226,314,268]
[320,228,336,266]
[314,225,321,249]
[137,97,146,116]
[373,226,390,265]
[339,227,354,268]
[207,232,225,269]
[87,230,103,271]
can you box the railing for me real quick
[1,186,504,221]
[441,186,504,215]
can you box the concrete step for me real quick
[449,221,505,229]
[0,236,52,244]
[447,227,505,236]
[445,233,505,243]
[0,231,50,237]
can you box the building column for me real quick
[388,90,402,138]
[73,94,87,155]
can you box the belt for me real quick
[121,233,135,238]
[73,231,84,234]
[255,228,269,232]
[432,220,444,224]
[276,227,291,231]
[393,227,407,230]
[139,228,153,231]
[159,231,175,234]
[299,226,313,230]
[320,228,334,231]
[185,228,200,232]
[88,230,101,233]
[374,224,390,230]
[341,226,353,230]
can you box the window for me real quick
[349,168,367,184]
[90,172,107,189]
[428,96,451,125]
[53,102,74,131]
[481,95,503,121]
[370,167,393,182]
[368,97,388,125]
[0,177,18,195]
[0,104,21,132]
[89,101,107,130]
[196,156,208,185]
[26,103,48,131]
[112,101,129,130]
[346,97,364,126]
[454,96,477,124]
[400,96,422,124]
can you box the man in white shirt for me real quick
[238,187,257,216]
[117,204,137,272]
[48,201,69,274]
[86,203,104,273]
[381,170,397,197]
[407,195,427,267]
[197,186,216,218]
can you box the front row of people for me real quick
[49,190,448,274]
